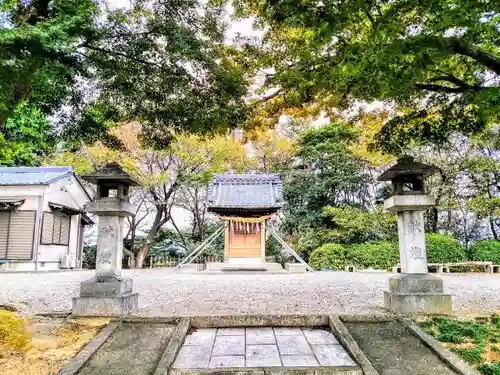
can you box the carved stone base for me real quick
[80,277,133,297]
[384,274,452,314]
[72,293,138,316]
[72,277,138,316]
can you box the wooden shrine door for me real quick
[226,221,264,260]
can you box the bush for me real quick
[478,362,500,375]
[471,240,500,264]
[452,346,485,365]
[347,241,399,270]
[296,229,338,259]
[309,244,347,270]
[0,310,30,355]
[426,233,466,263]
[82,244,96,269]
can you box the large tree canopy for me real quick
[232,0,500,152]
[282,122,371,233]
[0,0,248,164]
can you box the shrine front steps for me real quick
[58,314,478,375]
[179,262,297,274]
[208,261,285,273]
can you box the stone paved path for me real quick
[1,269,499,316]
[173,327,356,369]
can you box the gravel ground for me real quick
[0,269,498,316]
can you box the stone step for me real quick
[206,262,285,272]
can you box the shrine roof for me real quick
[207,173,283,211]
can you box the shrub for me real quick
[0,310,30,354]
[296,229,338,259]
[426,233,466,263]
[478,362,500,375]
[82,244,96,269]
[347,241,399,270]
[471,240,500,264]
[309,244,347,270]
[452,346,485,365]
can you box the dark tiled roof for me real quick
[0,166,74,185]
[207,173,283,210]
[378,156,440,181]
[81,162,140,186]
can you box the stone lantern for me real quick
[378,156,452,314]
[72,163,140,316]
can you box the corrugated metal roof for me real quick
[207,173,283,209]
[0,166,74,185]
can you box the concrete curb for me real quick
[189,315,329,328]
[111,316,182,324]
[57,322,119,375]
[35,311,72,318]
[329,316,379,375]
[0,269,90,274]
[402,319,482,375]
[153,317,190,375]
[338,314,395,323]
[170,368,362,375]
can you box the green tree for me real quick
[1,0,249,163]
[0,103,54,166]
[232,0,500,152]
[282,122,371,234]
[323,205,397,244]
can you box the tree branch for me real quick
[83,45,163,68]
[364,9,375,26]
[251,88,283,106]
[443,37,500,75]
[414,83,486,93]
[428,74,472,88]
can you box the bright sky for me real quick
[105,0,261,42]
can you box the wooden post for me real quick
[260,220,266,261]
[224,220,229,262]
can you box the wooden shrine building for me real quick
[207,174,283,264]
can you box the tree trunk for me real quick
[123,248,136,268]
[429,207,439,233]
[135,245,149,268]
[489,216,499,240]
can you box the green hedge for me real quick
[347,242,399,270]
[309,233,467,271]
[470,240,500,264]
[426,233,466,263]
[309,244,348,270]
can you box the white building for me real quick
[0,166,93,271]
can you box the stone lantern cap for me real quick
[81,162,140,187]
[377,156,439,182]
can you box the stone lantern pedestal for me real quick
[72,163,139,316]
[379,157,452,315]
[383,195,452,314]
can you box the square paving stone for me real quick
[246,345,282,367]
[276,335,313,355]
[173,345,211,368]
[246,327,276,344]
[282,355,319,367]
[209,355,245,368]
[302,329,338,345]
[213,335,245,355]
[184,328,216,346]
[217,328,245,336]
[311,344,357,367]
[274,328,304,336]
